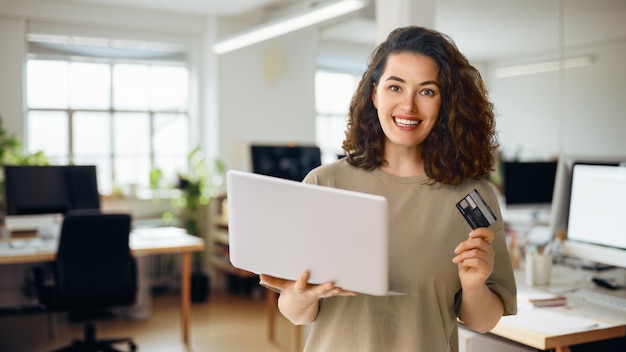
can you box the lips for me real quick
[394,117,422,127]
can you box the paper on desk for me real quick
[131,227,187,239]
[501,307,610,334]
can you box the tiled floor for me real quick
[0,291,301,352]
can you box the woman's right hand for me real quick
[259,272,356,325]
[260,271,356,299]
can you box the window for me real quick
[315,70,360,164]
[26,58,190,195]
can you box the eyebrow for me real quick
[385,75,439,86]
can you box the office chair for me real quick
[34,212,138,352]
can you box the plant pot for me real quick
[191,271,210,302]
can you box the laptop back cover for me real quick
[226,170,389,296]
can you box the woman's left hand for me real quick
[452,227,495,290]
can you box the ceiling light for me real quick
[494,55,595,78]
[213,0,367,55]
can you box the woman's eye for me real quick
[389,85,401,92]
[421,88,435,96]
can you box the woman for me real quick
[261,26,517,351]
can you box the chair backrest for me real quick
[55,212,136,310]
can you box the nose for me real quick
[402,93,418,113]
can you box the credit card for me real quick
[456,189,497,230]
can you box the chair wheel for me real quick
[129,341,137,351]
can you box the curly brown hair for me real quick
[343,26,498,185]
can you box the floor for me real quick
[0,291,301,352]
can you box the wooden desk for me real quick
[0,227,204,346]
[488,265,626,352]
[490,308,625,352]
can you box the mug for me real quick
[526,252,553,286]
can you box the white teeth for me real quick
[395,118,421,126]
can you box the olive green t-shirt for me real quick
[301,159,517,352]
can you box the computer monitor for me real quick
[65,165,100,210]
[4,165,100,236]
[500,160,558,226]
[549,156,625,236]
[502,161,558,208]
[5,166,69,215]
[4,165,100,216]
[564,164,626,268]
[250,144,322,182]
[549,155,626,268]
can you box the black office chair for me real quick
[34,212,138,352]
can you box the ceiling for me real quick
[55,0,297,16]
[50,0,626,63]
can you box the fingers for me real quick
[452,229,495,265]
[317,285,357,298]
[260,272,357,298]
[452,248,492,265]
[317,284,339,298]
[259,274,287,288]
[259,274,288,293]
[468,228,494,245]
[297,273,356,298]
[293,272,334,294]
[453,229,496,290]
[454,229,493,253]
[293,271,312,292]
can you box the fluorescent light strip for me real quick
[495,56,594,78]
[213,0,366,54]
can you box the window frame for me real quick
[314,68,361,164]
[25,54,191,195]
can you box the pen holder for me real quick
[525,252,553,286]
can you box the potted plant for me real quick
[0,117,49,216]
[174,147,226,301]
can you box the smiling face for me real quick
[372,52,442,158]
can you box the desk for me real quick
[487,265,626,352]
[0,227,204,346]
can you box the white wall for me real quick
[217,29,319,172]
[0,15,26,138]
[487,38,626,161]
[488,67,561,160]
[562,40,626,157]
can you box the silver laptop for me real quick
[226,170,392,296]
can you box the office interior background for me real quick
[1,0,626,350]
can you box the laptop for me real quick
[226,170,393,296]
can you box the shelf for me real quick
[210,207,254,279]
[214,219,229,230]
[213,230,230,246]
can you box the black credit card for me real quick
[456,189,497,230]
